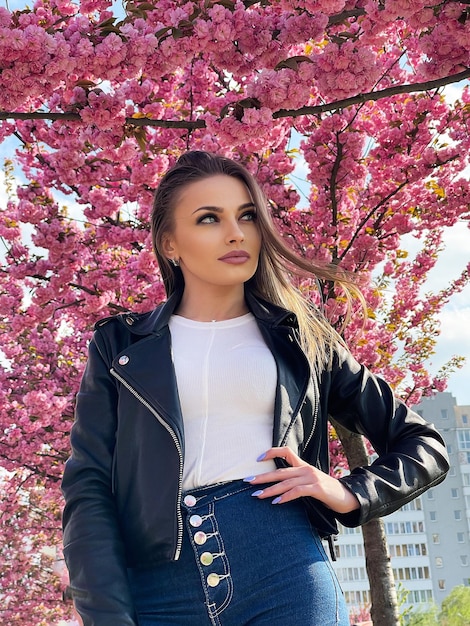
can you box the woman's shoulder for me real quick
[93,303,166,336]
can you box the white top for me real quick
[168,313,278,490]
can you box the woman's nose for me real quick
[226,220,245,244]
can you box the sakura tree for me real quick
[0,0,469,623]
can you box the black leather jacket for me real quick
[62,291,449,626]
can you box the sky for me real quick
[402,224,469,406]
[420,82,470,407]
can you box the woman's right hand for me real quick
[244,446,360,514]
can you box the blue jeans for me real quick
[128,480,348,626]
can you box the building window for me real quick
[458,430,470,451]
[436,557,443,567]
[340,526,361,535]
[427,490,434,500]
[448,444,453,454]
[451,488,459,498]
[463,578,470,586]
[438,579,446,590]
[454,510,462,521]
[441,409,448,419]
[449,466,456,477]
[457,533,465,543]
[430,511,437,521]
[390,543,427,557]
[461,556,468,567]
[393,566,430,581]
[402,499,422,512]
[432,534,440,544]
[463,414,468,424]
[464,474,470,486]
[337,544,364,559]
[344,590,371,605]
[337,567,367,581]
[408,590,432,604]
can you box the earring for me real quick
[169,258,180,267]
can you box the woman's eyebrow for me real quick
[191,202,255,215]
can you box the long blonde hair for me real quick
[151,151,365,375]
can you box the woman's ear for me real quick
[162,234,177,259]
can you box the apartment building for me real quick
[330,391,470,615]
[416,392,470,605]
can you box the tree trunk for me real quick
[331,419,399,626]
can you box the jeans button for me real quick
[200,552,214,566]
[184,495,197,507]
[207,573,220,587]
[189,514,203,527]
[194,531,207,545]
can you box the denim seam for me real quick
[307,512,344,626]
[187,482,253,508]
[206,503,234,617]
[187,502,233,622]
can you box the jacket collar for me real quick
[116,289,182,336]
[113,288,298,336]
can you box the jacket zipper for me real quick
[302,375,320,453]
[279,329,317,452]
[110,367,184,561]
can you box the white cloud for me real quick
[402,222,469,294]
[0,169,8,204]
[443,80,469,105]
[430,306,470,402]
[400,222,470,404]
[439,306,470,344]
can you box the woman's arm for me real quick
[326,345,449,525]
[62,331,137,626]
[246,345,449,524]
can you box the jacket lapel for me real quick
[256,321,311,448]
[112,329,184,445]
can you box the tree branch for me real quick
[273,69,470,118]
[0,69,468,129]
[0,112,206,128]
[338,179,409,263]
[329,134,343,263]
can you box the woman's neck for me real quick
[175,287,249,322]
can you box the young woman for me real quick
[62,151,449,626]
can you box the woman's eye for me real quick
[241,211,257,221]
[197,214,218,224]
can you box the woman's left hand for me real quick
[245,446,360,515]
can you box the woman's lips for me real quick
[218,251,250,264]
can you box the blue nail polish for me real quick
[251,490,264,497]
[256,452,266,461]
[243,476,256,482]
[272,496,282,504]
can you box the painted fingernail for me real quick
[256,452,266,461]
[251,490,264,497]
[272,496,282,504]
[243,476,256,482]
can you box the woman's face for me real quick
[163,174,262,294]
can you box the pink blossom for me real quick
[79,90,126,131]
[0,1,469,621]
[314,41,381,100]
[277,12,328,45]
